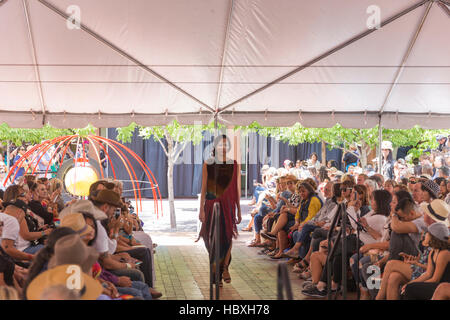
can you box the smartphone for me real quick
[353,191,358,201]
[114,208,121,219]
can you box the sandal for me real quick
[247,239,263,247]
[287,257,301,265]
[241,227,253,232]
[294,259,309,272]
[292,265,303,273]
[223,269,231,283]
[267,248,279,257]
[281,250,300,259]
[299,270,311,280]
[270,255,283,260]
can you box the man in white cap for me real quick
[391,199,449,236]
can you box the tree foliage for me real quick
[0,124,72,146]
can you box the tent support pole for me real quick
[22,0,46,125]
[36,0,215,114]
[378,116,383,174]
[214,0,235,110]
[218,0,429,114]
[378,0,433,115]
[6,140,10,175]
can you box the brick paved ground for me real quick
[139,199,356,300]
[151,230,316,300]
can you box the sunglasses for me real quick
[18,193,26,198]
[409,180,417,184]
[286,181,295,185]
[341,187,353,192]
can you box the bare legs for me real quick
[375,259,412,300]
[222,244,233,283]
[268,213,288,235]
[310,251,326,284]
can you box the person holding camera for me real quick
[90,189,160,297]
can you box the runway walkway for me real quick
[151,230,308,300]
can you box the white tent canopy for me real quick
[0,0,449,129]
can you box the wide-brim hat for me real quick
[26,264,102,300]
[59,200,107,221]
[420,199,450,227]
[90,189,123,208]
[60,213,95,239]
[48,234,99,274]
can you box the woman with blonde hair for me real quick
[48,178,64,212]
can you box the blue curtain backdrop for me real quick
[107,129,342,198]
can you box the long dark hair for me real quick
[354,184,369,207]
[383,150,393,163]
[211,134,230,159]
[22,227,77,300]
[298,182,317,201]
[82,212,98,246]
[319,166,330,183]
[373,189,392,216]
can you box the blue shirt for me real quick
[12,154,25,179]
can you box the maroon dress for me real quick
[199,159,239,277]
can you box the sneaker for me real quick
[301,286,327,298]
[302,280,312,289]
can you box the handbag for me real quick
[24,213,46,245]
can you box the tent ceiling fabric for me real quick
[0,0,448,129]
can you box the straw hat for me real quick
[420,199,450,227]
[60,213,95,239]
[59,200,107,221]
[48,234,99,273]
[26,264,102,300]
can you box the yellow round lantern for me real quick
[64,165,98,196]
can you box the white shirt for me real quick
[16,234,30,252]
[92,220,109,254]
[0,212,20,242]
[347,208,387,245]
[92,220,117,255]
[0,212,29,251]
